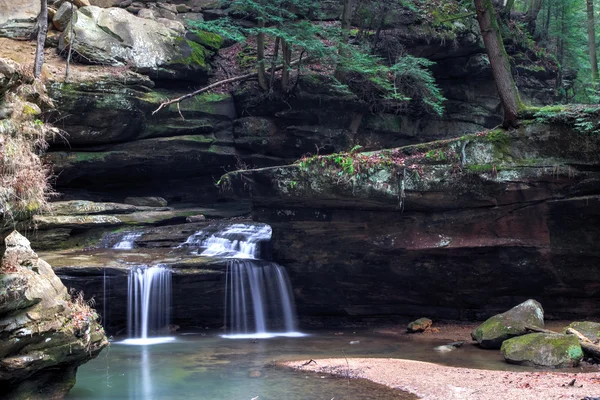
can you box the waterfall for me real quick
[113,231,143,250]
[223,260,302,339]
[181,222,304,339]
[122,266,174,345]
[181,223,272,259]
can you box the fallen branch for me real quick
[152,57,309,115]
[527,326,600,360]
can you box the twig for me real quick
[302,359,317,366]
[152,57,310,115]
[341,350,350,386]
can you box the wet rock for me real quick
[58,6,211,81]
[49,200,170,215]
[471,300,544,349]
[125,197,168,207]
[501,333,583,368]
[434,341,463,352]
[0,231,108,398]
[407,318,432,333]
[564,321,600,343]
[186,214,206,223]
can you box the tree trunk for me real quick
[268,36,280,92]
[256,19,268,91]
[281,38,291,92]
[334,0,357,82]
[586,0,599,85]
[473,0,524,127]
[33,0,48,78]
[65,0,75,82]
[503,0,515,18]
[526,0,544,33]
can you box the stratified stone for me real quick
[124,196,168,207]
[58,6,211,81]
[0,231,108,398]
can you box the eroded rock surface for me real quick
[0,231,108,399]
[221,122,600,321]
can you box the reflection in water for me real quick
[68,333,424,400]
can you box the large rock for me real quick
[221,120,600,322]
[501,333,583,367]
[564,321,600,342]
[53,2,78,31]
[0,0,40,39]
[58,6,212,81]
[0,231,108,398]
[471,300,544,349]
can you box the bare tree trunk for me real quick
[526,0,544,33]
[256,19,268,91]
[503,0,515,18]
[281,38,291,92]
[334,0,357,82]
[268,36,280,92]
[33,0,48,78]
[473,0,524,128]
[65,0,75,83]
[586,0,599,85]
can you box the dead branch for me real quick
[152,57,309,115]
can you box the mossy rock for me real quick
[407,317,432,333]
[471,299,544,349]
[564,321,600,342]
[188,30,224,50]
[501,333,583,368]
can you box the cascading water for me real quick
[182,223,304,338]
[223,260,300,338]
[113,232,143,250]
[182,223,272,258]
[122,266,174,345]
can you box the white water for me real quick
[126,266,173,345]
[223,260,304,339]
[181,223,272,259]
[113,232,143,250]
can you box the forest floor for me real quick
[283,321,600,400]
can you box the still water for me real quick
[68,328,581,400]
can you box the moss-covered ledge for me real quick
[220,121,600,211]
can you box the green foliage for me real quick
[193,0,445,116]
[534,105,600,134]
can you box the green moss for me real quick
[181,40,209,67]
[195,93,230,102]
[22,103,40,116]
[192,30,224,50]
[73,152,110,162]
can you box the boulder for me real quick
[124,196,168,207]
[53,2,78,31]
[0,231,108,398]
[501,333,583,367]
[407,317,432,333]
[471,300,544,349]
[564,321,600,343]
[0,0,40,39]
[58,6,212,81]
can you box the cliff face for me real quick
[0,231,108,399]
[221,120,600,320]
[0,1,558,204]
